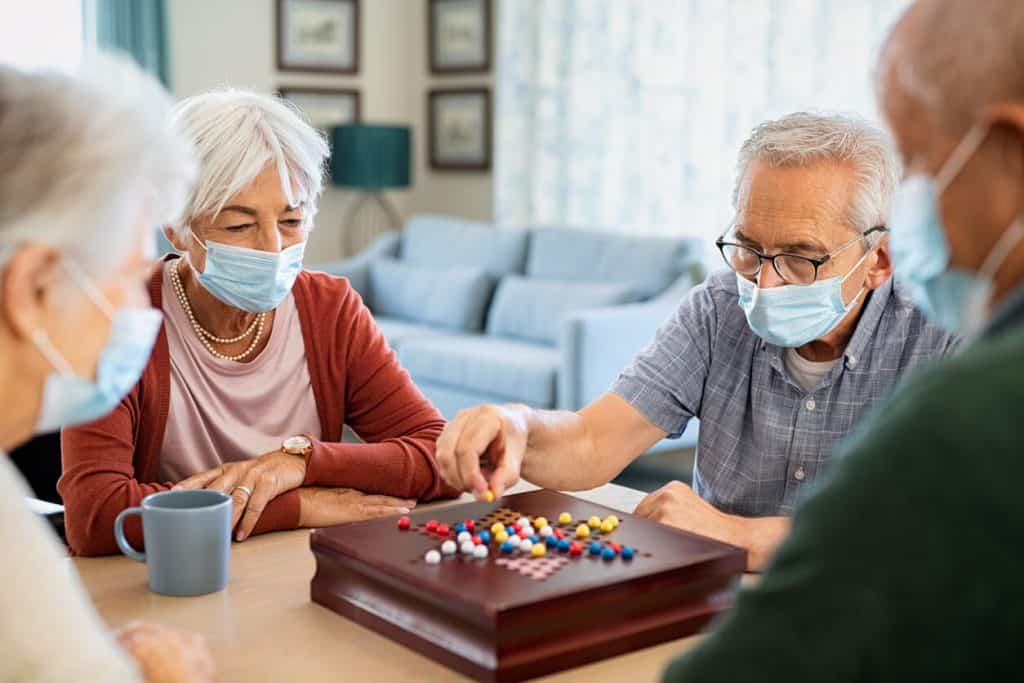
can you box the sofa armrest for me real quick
[314,231,401,300]
[558,278,692,412]
[559,274,700,450]
[559,301,674,412]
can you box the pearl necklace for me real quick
[170,263,267,362]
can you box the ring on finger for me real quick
[233,485,253,499]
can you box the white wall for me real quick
[167,0,495,264]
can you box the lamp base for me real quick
[342,192,402,256]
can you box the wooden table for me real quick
[75,483,704,682]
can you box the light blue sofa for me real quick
[320,215,705,450]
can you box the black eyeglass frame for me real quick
[715,226,888,285]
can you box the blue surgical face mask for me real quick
[191,232,305,313]
[33,262,163,434]
[890,125,1024,338]
[736,248,870,348]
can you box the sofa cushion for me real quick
[402,215,529,278]
[526,227,697,297]
[486,276,640,346]
[373,316,453,350]
[399,334,559,407]
[369,259,495,332]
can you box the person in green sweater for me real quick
[665,0,1024,679]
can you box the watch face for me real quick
[283,435,312,451]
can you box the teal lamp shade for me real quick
[330,124,411,190]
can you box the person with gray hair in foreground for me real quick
[436,112,957,571]
[0,56,213,682]
[663,0,1024,678]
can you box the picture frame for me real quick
[278,87,361,132]
[276,0,360,74]
[428,0,491,74]
[428,88,492,171]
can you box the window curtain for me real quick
[92,0,170,87]
[495,0,912,238]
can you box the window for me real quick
[496,1,913,239]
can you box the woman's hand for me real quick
[116,622,216,683]
[174,450,307,541]
[297,487,414,529]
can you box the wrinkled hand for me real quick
[635,480,745,546]
[174,450,306,541]
[116,622,215,683]
[297,487,414,528]
[435,404,528,500]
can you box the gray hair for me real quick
[883,0,1024,135]
[732,112,900,237]
[0,53,196,273]
[168,89,329,238]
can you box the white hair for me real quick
[0,53,196,274]
[883,0,1024,135]
[168,89,329,238]
[732,112,900,238]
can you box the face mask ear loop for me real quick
[31,328,75,376]
[934,124,990,192]
[190,228,208,253]
[979,218,1024,281]
[61,258,117,321]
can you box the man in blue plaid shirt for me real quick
[436,112,956,570]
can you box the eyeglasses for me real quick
[715,226,888,285]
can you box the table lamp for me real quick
[330,124,411,256]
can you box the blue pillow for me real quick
[369,259,495,332]
[527,227,697,298]
[402,215,529,278]
[486,276,640,345]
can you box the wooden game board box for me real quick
[310,490,746,682]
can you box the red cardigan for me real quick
[60,257,455,556]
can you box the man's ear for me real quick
[866,234,894,289]
[981,103,1024,221]
[0,244,64,341]
[983,102,1024,138]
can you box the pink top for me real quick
[157,260,321,481]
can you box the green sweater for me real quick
[664,296,1024,682]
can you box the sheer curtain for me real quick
[495,0,912,238]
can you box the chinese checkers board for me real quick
[310,489,747,682]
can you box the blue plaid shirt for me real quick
[612,270,958,516]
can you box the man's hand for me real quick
[297,487,414,528]
[635,480,744,544]
[435,404,529,499]
[174,450,307,541]
[635,481,789,571]
[116,622,215,683]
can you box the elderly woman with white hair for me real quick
[0,57,213,682]
[60,88,455,556]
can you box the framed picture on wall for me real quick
[428,0,491,74]
[279,87,361,132]
[276,0,360,74]
[428,88,491,171]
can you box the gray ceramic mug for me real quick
[114,489,232,597]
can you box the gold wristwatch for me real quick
[282,435,313,464]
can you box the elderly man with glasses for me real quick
[434,112,957,570]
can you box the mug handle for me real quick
[114,507,146,563]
